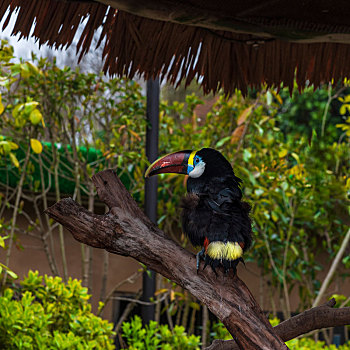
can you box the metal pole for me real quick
[141,78,159,324]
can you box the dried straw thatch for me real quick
[2,0,350,94]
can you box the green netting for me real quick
[0,142,135,197]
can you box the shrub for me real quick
[121,315,200,350]
[0,270,115,349]
[210,321,350,349]
[287,338,350,349]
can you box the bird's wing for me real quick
[206,188,237,216]
[204,183,251,250]
[182,180,251,251]
[181,193,211,247]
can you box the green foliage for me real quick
[0,39,146,196]
[0,40,147,286]
[269,315,350,349]
[0,270,115,349]
[0,221,17,280]
[210,322,232,341]
[0,40,349,333]
[286,338,350,349]
[330,294,350,308]
[121,315,200,350]
[210,321,350,349]
[156,88,349,315]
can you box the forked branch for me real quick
[45,170,350,349]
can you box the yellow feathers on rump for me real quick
[206,241,243,261]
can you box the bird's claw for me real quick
[196,248,205,273]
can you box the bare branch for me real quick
[46,169,288,350]
[312,228,350,308]
[98,270,142,316]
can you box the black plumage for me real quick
[181,148,252,273]
[145,147,252,274]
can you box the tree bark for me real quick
[45,169,287,350]
[45,170,350,349]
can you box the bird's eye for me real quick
[195,157,199,164]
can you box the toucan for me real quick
[145,148,252,274]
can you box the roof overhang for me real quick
[2,0,350,94]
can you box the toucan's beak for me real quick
[145,150,192,178]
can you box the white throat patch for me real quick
[188,162,205,178]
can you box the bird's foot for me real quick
[203,256,219,277]
[196,248,205,273]
[210,265,218,277]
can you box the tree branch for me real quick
[205,299,350,350]
[312,228,350,308]
[45,169,287,350]
[45,169,350,349]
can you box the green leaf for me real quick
[20,62,31,79]
[266,91,273,105]
[0,77,11,87]
[0,99,4,115]
[9,142,19,150]
[24,101,39,114]
[278,149,288,158]
[339,104,347,115]
[291,152,300,163]
[342,255,350,265]
[12,104,23,118]
[290,244,299,256]
[254,188,264,197]
[29,109,43,125]
[215,136,230,148]
[271,212,278,222]
[243,149,252,162]
[9,152,19,167]
[25,61,41,75]
[0,141,11,154]
[0,263,18,279]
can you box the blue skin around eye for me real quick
[187,165,194,174]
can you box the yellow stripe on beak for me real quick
[188,150,197,168]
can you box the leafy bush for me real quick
[0,40,349,335]
[0,270,115,349]
[286,338,350,349]
[210,321,350,349]
[121,315,200,350]
[155,89,349,318]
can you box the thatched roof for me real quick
[2,0,350,94]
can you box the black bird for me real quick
[145,148,252,274]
